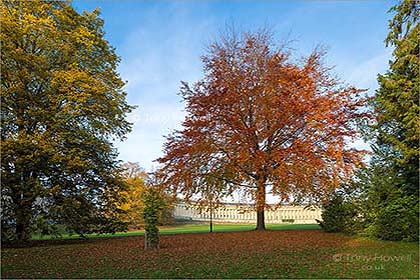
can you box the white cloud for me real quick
[341,50,391,155]
[346,50,391,92]
[115,104,186,170]
[114,4,216,171]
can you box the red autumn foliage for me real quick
[156,30,369,229]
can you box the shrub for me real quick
[374,195,419,241]
[32,216,61,238]
[318,194,361,234]
[1,220,16,243]
[142,187,165,250]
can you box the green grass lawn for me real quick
[3,225,418,279]
[32,222,320,240]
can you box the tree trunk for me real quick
[16,222,28,241]
[15,205,31,242]
[256,207,265,230]
[144,229,160,250]
[255,176,266,230]
[209,199,213,233]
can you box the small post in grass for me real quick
[209,198,213,233]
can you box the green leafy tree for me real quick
[359,0,419,241]
[318,194,357,234]
[356,153,419,241]
[373,0,419,195]
[1,0,134,241]
[318,170,368,234]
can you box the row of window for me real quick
[174,206,321,220]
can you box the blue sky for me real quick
[74,0,395,172]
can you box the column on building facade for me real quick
[174,203,322,223]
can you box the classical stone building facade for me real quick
[174,202,322,224]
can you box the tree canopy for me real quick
[359,0,419,241]
[373,0,419,195]
[320,0,419,242]
[157,30,368,229]
[1,0,134,241]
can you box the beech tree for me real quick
[157,30,368,230]
[1,1,133,241]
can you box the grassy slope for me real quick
[3,227,418,279]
